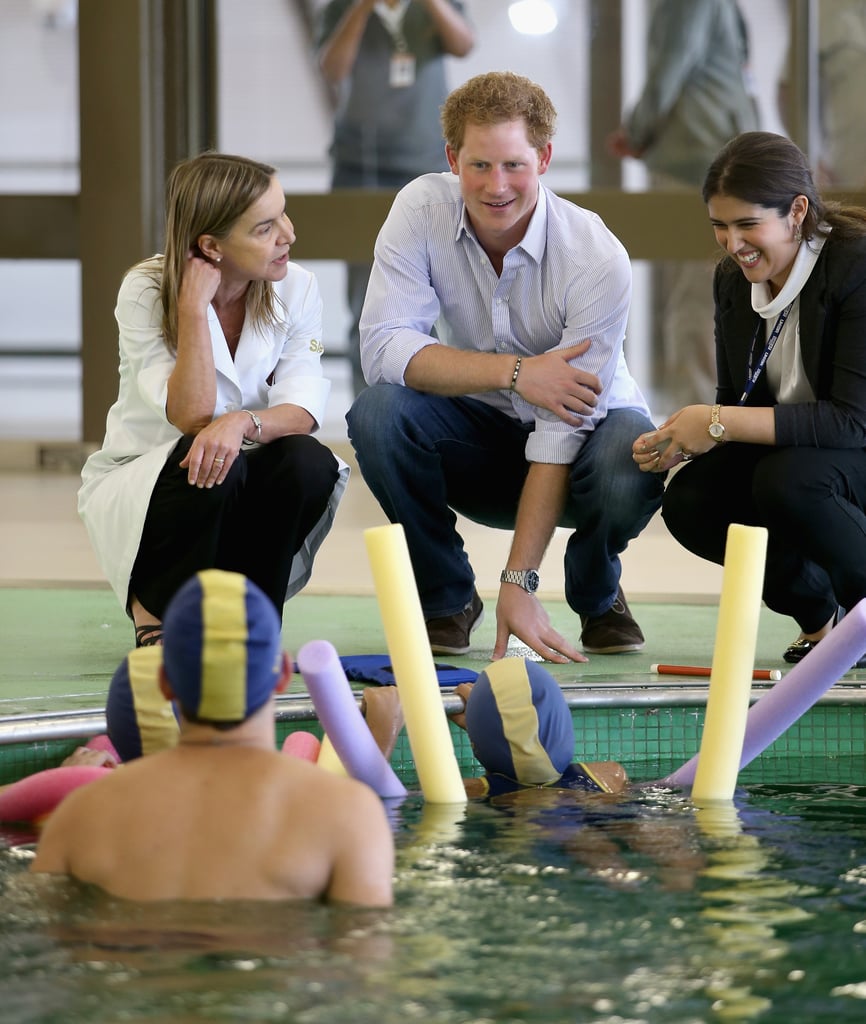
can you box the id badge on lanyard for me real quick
[390,51,416,87]
[379,1,415,88]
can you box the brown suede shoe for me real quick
[579,585,644,654]
[425,590,484,655]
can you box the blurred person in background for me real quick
[316,0,474,397]
[607,0,759,415]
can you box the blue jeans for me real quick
[346,385,664,619]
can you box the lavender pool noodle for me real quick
[659,598,866,788]
[297,639,407,798]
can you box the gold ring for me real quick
[214,457,225,465]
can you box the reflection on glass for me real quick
[0,260,81,440]
[0,2,78,193]
[816,0,866,188]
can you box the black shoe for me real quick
[783,636,816,664]
[784,606,866,668]
[579,585,644,654]
[425,590,484,655]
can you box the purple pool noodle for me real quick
[297,639,407,798]
[659,598,866,788]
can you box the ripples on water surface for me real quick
[1,782,866,1023]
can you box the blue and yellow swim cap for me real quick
[105,646,179,761]
[464,659,575,785]
[162,570,283,723]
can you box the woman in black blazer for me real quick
[632,131,866,664]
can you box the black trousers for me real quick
[129,433,339,619]
[662,442,866,633]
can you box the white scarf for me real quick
[750,228,828,403]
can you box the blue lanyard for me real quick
[738,302,794,405]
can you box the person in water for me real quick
[450,658,628,798]
[30,569,394,906]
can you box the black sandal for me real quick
[134,624,163,648]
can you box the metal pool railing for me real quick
[1,684,865,787]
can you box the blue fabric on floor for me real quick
[339,655,478,688]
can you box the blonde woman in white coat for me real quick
[79,153,347,647]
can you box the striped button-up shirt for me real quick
[360,171,649,463]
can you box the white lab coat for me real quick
[79,259,348,610]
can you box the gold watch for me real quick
[708,404,726,443]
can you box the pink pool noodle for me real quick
[85,734,121,762]
[660,598,866,788]
[297,639,407,798]
[0,765,112,823]
[282,731,322,763]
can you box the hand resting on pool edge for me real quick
[29,569,395,907]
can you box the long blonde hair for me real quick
[139,152,285,353]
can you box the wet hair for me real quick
[137,152,285,353]
[440,71,556,154]
[702,131,866,244]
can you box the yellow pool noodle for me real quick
[692,523,768,804]
[414,802,468,845]
[315,735,348,776]
[364,524,467,804]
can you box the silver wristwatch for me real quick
[242,408,263,446]
[500,569,540,593]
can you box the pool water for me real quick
[2,782,866,1023]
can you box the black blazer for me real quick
[713,232,866,449]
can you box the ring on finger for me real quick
[213,457,225,465]
[680,450,694,462]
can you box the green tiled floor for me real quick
[1,587,807,714]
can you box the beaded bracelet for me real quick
[509,356,522,391]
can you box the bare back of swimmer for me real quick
[31,571,394,907]
[31,706,393,905]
